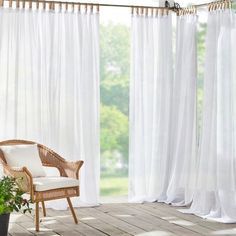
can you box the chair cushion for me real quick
[0,144,46,177]
[33,176,80,191]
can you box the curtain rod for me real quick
[190,0,233,9]
[0,0,233,13]
[1,0,174,10]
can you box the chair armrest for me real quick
[61,160,84,179]
[38,145,84,179]
[43,160,83,179]
[3,165,34,199]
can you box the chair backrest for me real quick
[0,140,65,169]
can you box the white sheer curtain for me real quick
[0,7,100,207]
[185,9,236,222]
[166,13,197,206]
[129,10,173,202]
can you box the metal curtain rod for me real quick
[0,0,233,13]
[99,0,234,11]
[1,0,173,10]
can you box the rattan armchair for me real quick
[0,140,84,232]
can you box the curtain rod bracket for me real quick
[165,1,182,13]
[165,1,170,8]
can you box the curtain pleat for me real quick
[184,9,236,223]
[166,14,197,206]
[129,13,174,202]
[129,12,197,205]
[0,8,100,208]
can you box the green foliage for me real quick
[101,78,129,115]
[100,23,130,115]
[0,176,32,215]
[233,2,236,10]
[101,105,128,157]
[100,174,128,196]
[100,22,130,179]
[100,23,130,80]
[99,20,208,196]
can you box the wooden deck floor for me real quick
[9,202,236,236]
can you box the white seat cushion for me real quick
[33,176,80,191]
[0,144,46,177]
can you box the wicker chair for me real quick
[0,140,84,232]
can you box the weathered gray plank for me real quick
[8,222,34,236]
[9,202,236,236]
[78,208,131,236]
[96,204,177,235]
[46,208,108,236]
[130,203,211,235]
[79,207,145,235]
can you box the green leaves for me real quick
[100,23,130,80]
[101,105,128,153]
[100,23,130,116]
[100,23,130,175]
[0,176,32,215]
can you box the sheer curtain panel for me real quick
[129,9,173,202]
[0,7,100,207]
[166,13,197,206]
[185,9,236,222]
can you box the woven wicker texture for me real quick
[0,139,83,231]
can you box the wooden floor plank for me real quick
[77,208,132,236]
[18,220,59,235]
[9,202,236,236]
[101,204,201,236]
[96,204,178,235]
[79,207,145,235]
[130,203,212,235]
[46,208,108,236]
[9,222,34,236]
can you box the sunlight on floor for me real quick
[42,220,58,225]
[26,227,52,232]
[136,231,174,236]
[169,219,196,226]
[211,228,236,235]
[161,216,177,220]
[115,214,133,218]
[81,217,97,220]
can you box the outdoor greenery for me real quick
[0,176,31,215]
[100,23,130,191]
[100,20,207,197]
[100,23,130,196]
[100,173,128,196]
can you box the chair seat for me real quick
[33,176,80,192]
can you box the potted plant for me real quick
[0,176,31,236]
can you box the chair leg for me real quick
[42,201,46,217]
[67,197,78,224]
[35,202,40,232]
